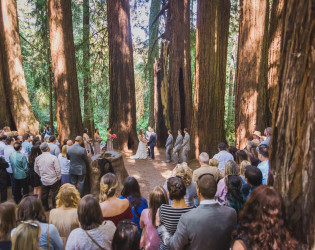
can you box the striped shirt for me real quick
[159,204,194,250]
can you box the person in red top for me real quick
[99,173,132,226]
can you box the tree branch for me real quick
[150,2,170,28]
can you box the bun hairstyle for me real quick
[167,177,186,201]
[100,173,118,202]
[174,163,193,187]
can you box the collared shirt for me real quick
[48,143,60,157]
[213,150,234,172]
[0,141,6,156]
[258,160,269,185]
[192,164,224,182]
[200,199,217,205]
[22,140,32,155]
[34,152,61,186]
[9,151,29,179]
[4,145,15,173]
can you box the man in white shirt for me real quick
[213,142,234,173]
[4,137,16,191]
[0,135,7,157]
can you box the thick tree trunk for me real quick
[83,0,94,137]
[48,0,83,142]
[0,0,39,135]
[47,50,54,135]
[107,0,138,151]
[192,0,230,158]
[235,0,269,149]
[148,0,161,127]
[269,0,314,248]
[168,0,192,134]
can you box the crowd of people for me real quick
[0,125,300,250]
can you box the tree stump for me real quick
[87,150,128,199]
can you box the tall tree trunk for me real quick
[107,0,138,151]
[0,0,39,135]
[83,0,94,137]
[46,49,54,134]
[227,35,237,121]
[48,0,83,142]
[235,0,269,149]
[269,0,314,248]
[192,0,230,158]
[148,0,161,127]
[168,0,192,134]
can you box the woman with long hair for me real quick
[83,128,94,155]
[239,160,251,184]
[130,129,148,159]
[225,175,245,215]
[235,150,250,166]
[112,220,139,250]
[28,146,42,196]
[58,145,71,185]
[0,202,16,249]
[11,221,41,250]
[246,141,259,167]
[233,186,298,249]
[106,128,113,151]
[140,187,168,250]
[94,128,102,155]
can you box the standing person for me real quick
[83,128,94,155]
[165,130,173,163]
[66,136,90,197]
[28,146,42,197]
[21,133,32,157]
[94,128,101,155]
[9,142,29,204]
[257,144,269,185]
[130,129,148,159]
[106,128,114,151]
[148,128,157,160]
[173,130,183,163]
[0,135,7,157]
[48,135,61,157]
[0,157,9,202]
[34,142,61,211]
[140,187,169,250]
[43,124,51,137]
[112,220,139,250]
[0,202,16,249]
[4,137,15,195]
[145,126,152,156]
[58,146,71,185]
[213,142,234,173]
[181,128,190,163]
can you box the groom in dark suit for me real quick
[148,128,157,160]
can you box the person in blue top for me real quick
[21,133,32,156]
[43,124,52,137]
[241,165,262,200]
[257,144,269,185]
[119,176,148,236]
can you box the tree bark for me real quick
[192,0,230,158]
[83,0,95,138]
[235,0,270,149]
[168,0,192,134]
[0,0,39,135]
[107,0,138,151]
[48,0,83,142]
[269,0,314,248]
[148,0,161,127]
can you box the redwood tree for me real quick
[0,0,39,134]
[269,0,314,248]
[107,0,138,151]
[235,0,269,149]
[48,0,83,142]
[192,0,230,158]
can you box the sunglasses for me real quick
[21,221,39,228]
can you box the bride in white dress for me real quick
[131,129,148,159]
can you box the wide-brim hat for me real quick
[253,131,261,137]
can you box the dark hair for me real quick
[17,196,46,223]
[83,128,88,133]
[49,135,56,142]
[0,202,16,239]
[6,136,14,145]
[0,135,7,141]
[235,150,249,164]
[107,128,111,132]
[178,129,182,134]
[149,186,168,225]
[258,144,269,158]
[28,146,42,166]
[228,146,237,160]
[78,195,103,230]
[63,139,69,146]
[236,186,298,249]
[32,137,41,146]
[226,175,245,214]
[197,174,217,199]
[112,220,139,250]
[168,130,172,134]
[121,176,142,208]
[95,128,99,134]
[184,128,189,132]
[13,142,22,151]
[244,166,262,186]
[218,142,227,151]
[22,133,30,141]
[167,177,186,201]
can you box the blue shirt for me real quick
[22,140,32,155]
[258,160,269,185]
[9,151,29,179]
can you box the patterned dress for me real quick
[107,133,113,151]
[94,133,101,155]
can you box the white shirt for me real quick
[213,150,234,172]
[200,199,218,205]
[0,141,6,157]
[4,145,15,173]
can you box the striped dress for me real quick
[159,204,194,250]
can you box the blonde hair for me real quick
[224,160,238,176]
[99,173,118,202]
[209,158,219,167]
[61,145,67,158]
[12,220,41,250]
[240,160,251,175]
[174,162,193,187]
[56,183,80,208]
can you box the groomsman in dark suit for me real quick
[148,128,157,160]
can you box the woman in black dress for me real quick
[28,146,42,196]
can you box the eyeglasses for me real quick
[198,173,214,181]
[21,221,39,228]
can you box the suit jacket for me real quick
[148,133,157,147]
[174,134,183,150]
[182,133,190,150]
[67,144,90,175]
[158,203,237,250]
[165,134,173,148]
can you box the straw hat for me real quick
[253,131,261,137]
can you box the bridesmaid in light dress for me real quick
[94,128,101,155]
[107,128,113,151]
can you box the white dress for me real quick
[131,136,147,159]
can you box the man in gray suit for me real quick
[67,136,90,197]
[181,128,190,163]
[157,174,237,250]
[165,130,173,163]
[173,129,183,163]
